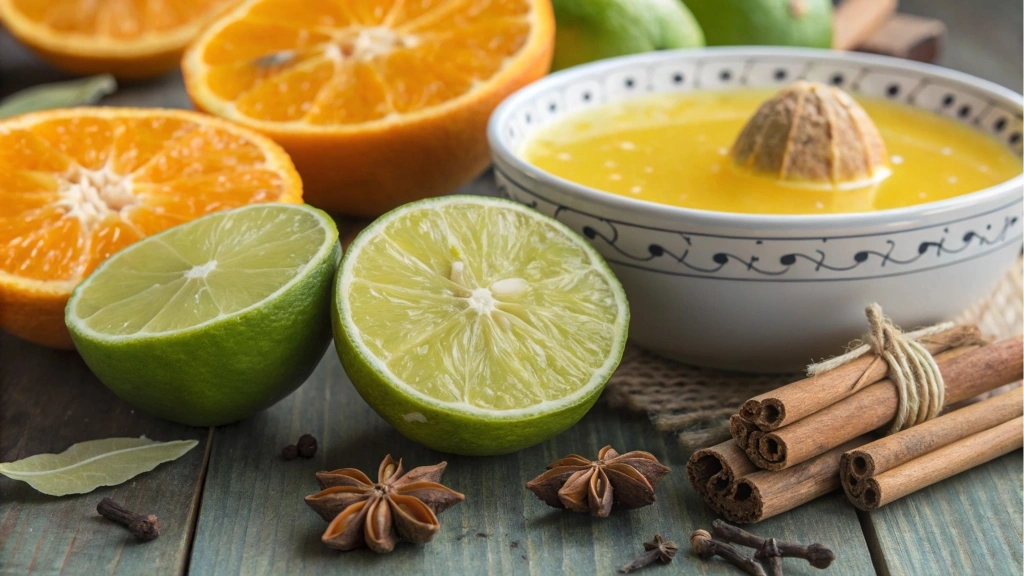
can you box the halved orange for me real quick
[0,0,239,78]
[183,0,554,216]
[0,107,303,349]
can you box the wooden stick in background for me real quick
[740,325,982,431]
[832,0,898,51]
[721,437,870,524]
[848,416,1023,511]
[857,13,948,63]
[748,336,1023,471]
[841,387,1023,493]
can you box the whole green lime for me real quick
[66,204,341,426]
[684,0,832,47]
[551,0,704,71]
[332,196,630,456]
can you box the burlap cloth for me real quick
[605,258,1024,450]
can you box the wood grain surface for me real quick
[187,350,876,576]
[2,1,1022,574]
[0,334,210,575]
[862,451,1023,575]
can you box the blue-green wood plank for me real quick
[188,349,877,575]
[0,334,210,576]
[863,451,1023,576]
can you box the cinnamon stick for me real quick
[730,414,760,450]
[721,437,870,524]
[848,416,1023,511]
[749,336,1023,471]
[687,440,759,513]
[841,387,1023,492]
[740,325,982,431]
[856,13,947,63]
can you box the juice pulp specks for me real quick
[523,90,1022,215]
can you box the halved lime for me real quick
[66,203,340,426]
[333,196,629,455]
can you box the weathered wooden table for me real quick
[2,2,1022,574]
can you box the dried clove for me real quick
[620,534,677,573]
[690,530,766,576]
[297,434,317,458]
[760,538,783,576]
[712,519,835,569]
[283,434,317,460]
[96,498,160,541]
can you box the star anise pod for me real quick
[525,445,670,517]
[304,455,465,553]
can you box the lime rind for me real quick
[66,203,338,342]
[334,195,629,421]
[65,203,341,426]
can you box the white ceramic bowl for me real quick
[488,47,1023,372]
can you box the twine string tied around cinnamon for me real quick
[806,304,954,434]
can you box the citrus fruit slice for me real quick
[0,107,302,349]
[0,0,239,78]
[183,0,554,216]
[332,196,629,455]
[66,203,340,426]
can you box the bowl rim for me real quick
[488,47,1024,231]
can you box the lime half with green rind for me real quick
[332,196,629,455]
[66,203,340,426]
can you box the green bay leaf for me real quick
[0,437,198,496]
[0,74,117,119]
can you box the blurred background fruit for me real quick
[0,107,302,348]
[0,0,239,78]
[183,0,554,217]
[550,0,704,71]
[684,0,832,48]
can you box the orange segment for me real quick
[0,0,240,78]
[31,117,116,171]
[2,171,61,195]
[183,0,554,215]
[132,126,270,182]
[108,117,198,174]
[82,218,144,277]
[120,206,190,237]
[200,20,332,66]
[305,62,393,125]
[0,129,73,173]
[234,59,338,121]
[0,206,82,281]
[0,107,302,349]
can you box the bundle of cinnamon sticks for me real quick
[841,386,1022,510]
[688,327,1023,523]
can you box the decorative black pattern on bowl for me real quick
[495,169,1022,282]
[501,51,1023,155]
